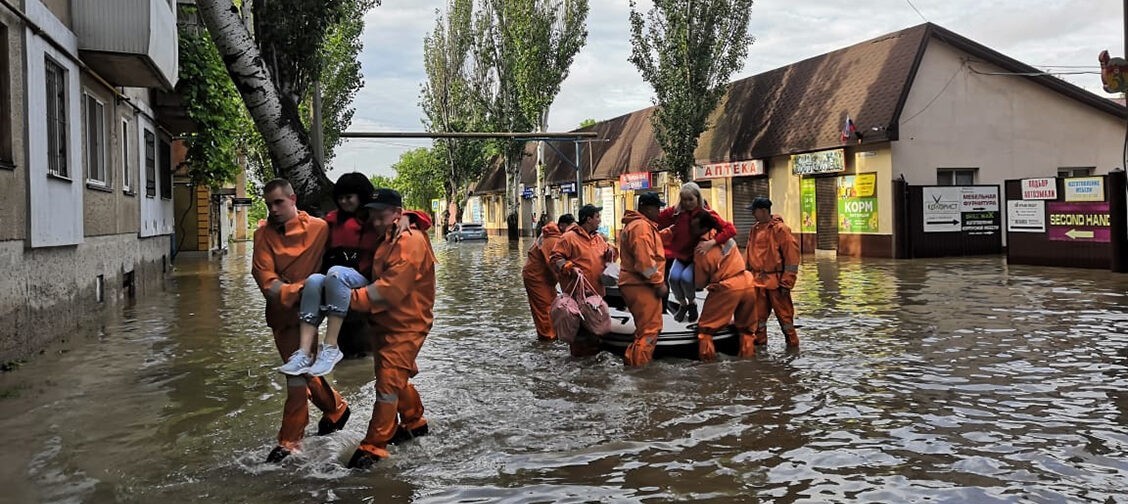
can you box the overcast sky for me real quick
[328,0,1122,180]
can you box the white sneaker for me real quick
[278,350,312,375]
[309,345,344,377]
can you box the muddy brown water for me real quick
[1,239,1127,503]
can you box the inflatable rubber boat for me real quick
[599,283,738,359]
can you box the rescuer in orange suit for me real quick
[745,197,801,348]
[251,179,350,464]
[618,192,668,367]
[522,214,577,341]
[346,188,437,469]
[689,211,757,361]
[550,204,617,356]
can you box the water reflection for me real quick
[0,241,1126,502]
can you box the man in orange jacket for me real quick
[346,189,437,469]
[689,211,757,361]
[618,192,668,367]
[523,214,576,341]
[251,179,350,463]
[550,204,617,356]
[745,197,801,348]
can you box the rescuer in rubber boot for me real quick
[688,211,756,361]
[618,192,668,367]
[550,204,617,357]
[345,188,436,470]
[744,197,801,349]
[522,214,577,341]
[251,179,350,464]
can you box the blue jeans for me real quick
[298,265,369,326]
[669,259,695,305]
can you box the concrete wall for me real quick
[769,154,802,231]
[0,8,27,242]
[26,0,84,247]
[40,0,70,28]
[893,40,1125,185]
[0,233,170,362]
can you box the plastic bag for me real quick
[600,262,620,287]
[550,291,583,343]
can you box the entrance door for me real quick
[815,177,838,250]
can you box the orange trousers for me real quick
[523,274,557,340]
[620,285,663,367]
[357,331,428,458]
[752,287,799,347]
[273,324,349,451]
[697,282,757,360]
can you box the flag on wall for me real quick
[840,116,857,143]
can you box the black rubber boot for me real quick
[346,449,382,470]
[317,406,351,436]
[673,304,689,322]
[687,303,699,323]
[265,446,291,464]
[388,423,430,445]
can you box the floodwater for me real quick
[2,239,1127,503]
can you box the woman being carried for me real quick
[656,182,737,323]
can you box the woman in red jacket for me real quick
[656,182,737,322]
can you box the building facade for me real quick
[472,23,1126,259]
[1,0,181,362]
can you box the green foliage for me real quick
[578,118,597,129]
[175,8,245,188]
[390,148,444,211]
[246,192,267,231]
[628,0,755,181]
[369,174,398,191]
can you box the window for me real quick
[1058,167,1094,178]
[45,58,68,178]
[937,168,977,186]
[83,93,107,186]
[121,119,132,193]
[1,22,12,166]
[159,137,172,199]
[144,129,155,197]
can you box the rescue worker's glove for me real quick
[697,334,716,362]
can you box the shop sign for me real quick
[837,173,878,233]
[792,150,845,175]
[800,177,817,233]
[1021,178,1057,200]
[923,187,961,232]
[922,186,1000,234]
[1063,177,1105,202]
[1047,202,1111,242]
[619,172,651,191]
[1006,200,1045,233]
[695,159,764,180]
[559,182,577,194]
[521,186,535,199]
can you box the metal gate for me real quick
[815,177,838,250]
[907,184,1002,257]
[731,176,770,248]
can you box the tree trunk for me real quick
[535,110,548,220]
[196,0,332,211]
[505,154,521,240]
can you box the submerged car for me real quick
[446,223,488,241]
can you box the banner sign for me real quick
[559,182,577,194]
[1063,177,1105,202]
[923,186,1000,234]
[800,177,817,233]
[792,150,845,175]
[1007,200,1046,233]
[695,159,765,180]
[1021,178,1057,200]
[837,174,878,233]
[619,172,651,191]
[1047,201,1111,242]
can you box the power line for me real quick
[905,0,928,22]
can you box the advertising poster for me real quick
[1063,177,1105,202]
[1007,200,1045,233]
[800,177,817,233]
[1047,202,1111,242]
[837,173,878,233]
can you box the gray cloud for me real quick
[330,0,1121,181]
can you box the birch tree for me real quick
[476,0,589,238]
[628,0,755,181]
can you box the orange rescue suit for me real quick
[522,222,566,340]
[350,227,436,459]
[251,211,348,451]
[694,233,757,360]
[744,215,800,347]
[549,226,615,298]
[618,211,666,367]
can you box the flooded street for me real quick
[2,238,1128,503]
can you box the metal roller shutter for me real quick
[815,176,838,250]
[731,177,770,248]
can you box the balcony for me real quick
[73,0,179,91]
